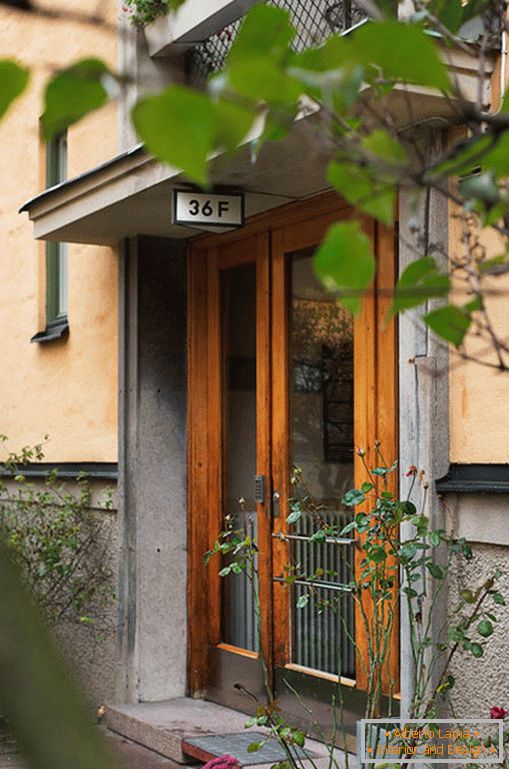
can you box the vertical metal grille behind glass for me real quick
[289,249,356,678]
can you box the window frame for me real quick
[32,131,69,342]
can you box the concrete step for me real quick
[105,698,251,764]
[105,697,349,768]
[104,727,185,769]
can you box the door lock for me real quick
[272,491,280,518]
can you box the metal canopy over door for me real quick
[187,193,398,738]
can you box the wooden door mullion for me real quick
[206,248,222,649]
[271,228,292,669]
[255,233,274,684]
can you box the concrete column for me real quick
[117,236,188,703]
[398,129,450,716]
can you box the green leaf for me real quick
[286,509,302,525]
[423,304,471,347]
[227,5,294,66]
[289,62,364,113]
[481,133,509,178]
[478,255,508,274]
[289,35,351,72]
[372,0,397,16]
[470,642,484,658]
[427,563,445,580]
[293,731,306,747]
[296,594,309,608]
[460,0,487,25]
[339,520,357,536]
[493,592,506,606]
[218,566,231,577]
[425,134,493,181]
[0,545,116,769]
[247,742,262,753]
[389,256,450,315]
[398,542,417,562]
[314,221,375,315]
[229,60,302,104]
[0,59,29,120]
[342,488,366,507]
[427,0,465,33]
[42,58,109,140]
[460,171,500,205]
[327,161,395,225]
[352,20,451,91]
[463,296,482,313]
[478,619,494,638]
[361,129,407,164]
[132,85,215,187]
[370,546,387,563]
[213,99,255,153]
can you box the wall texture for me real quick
[0,0,119,462]
[448,543,509,717]
[448,202,509,463]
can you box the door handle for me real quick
[272,491,280,518]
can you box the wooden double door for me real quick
[188,193,397,736]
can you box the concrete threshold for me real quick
[105,698,350,768]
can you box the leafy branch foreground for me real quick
[3,2,509,365]
[0,439,117,769]
[206,450,506,769]
[0,438,115,630]
[2,1,509,367]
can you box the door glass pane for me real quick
[289,248,356,678]
[221,262,259,652]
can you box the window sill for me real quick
[30,317,69,344]
[436,463,509,494]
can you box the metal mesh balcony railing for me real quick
[186,0,367,86]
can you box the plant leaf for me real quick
[213,98,255,153]
[327,161,395,225]
[352,20,451,91]
[423,304,471,347]
[229,60,302,104]
[227,5,294,66]
[478,619,494,638]
[361,129,407,164]
[286,509,302,525]
[132,85,215,187]
[427,563,445,579]
[389,256,450,316]
[314,221,375,315]
[42,58,110,140]
[427,0,465,33]
[0,59,29,120]
[0,545,116,769]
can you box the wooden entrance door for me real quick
[188,193,398,733]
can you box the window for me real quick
[32,132,68,342]
[46,132,68,324]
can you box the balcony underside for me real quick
[20,53,495,247]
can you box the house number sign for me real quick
[173,189,245,228]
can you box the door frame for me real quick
[187,191,398,703]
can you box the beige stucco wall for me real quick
[448,206,509,464]
[448,542,509,718]
[0,1,119,462]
